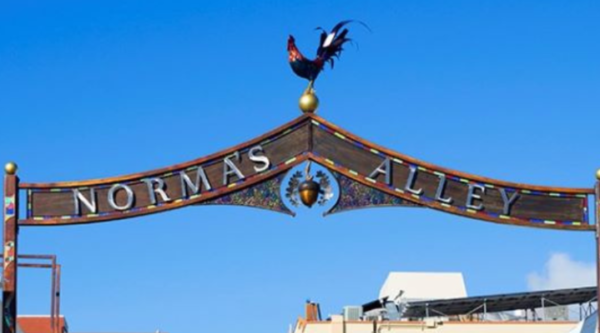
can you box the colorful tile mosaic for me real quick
[4,196,15,220]
[200,173,293,215]
[326,172,418,215]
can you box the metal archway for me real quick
[3,113,598,333]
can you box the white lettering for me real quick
[73,188,97,215]
[142,178,171,205]
[249,145,270,173]
[369,158,392,185]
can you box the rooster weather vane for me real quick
[287,20,368,113]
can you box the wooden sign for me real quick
[19,114,593,230]
[20,117,311,225]
[309,117,592,230]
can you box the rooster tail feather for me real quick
[353,20,372,33]
[330,20,354,34]
[316,20,368,65]
[316,31,328,54]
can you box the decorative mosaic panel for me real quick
[200,173,294,215]
[326,172,419,215]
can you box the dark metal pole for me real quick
[54,265,62,333]
[595,176,599,333]
[51,256,56,333]
[3,163,19,333]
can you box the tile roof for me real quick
[17,316,67,333]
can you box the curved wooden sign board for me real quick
[18,113,593,231]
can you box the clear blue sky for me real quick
[1,1,599,332]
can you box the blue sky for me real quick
[1,0,599,332]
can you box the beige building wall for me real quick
[296,316,578,333]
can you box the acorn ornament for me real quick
[299,178,321,207]
[285,161,334,209]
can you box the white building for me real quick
[292,272,596,333]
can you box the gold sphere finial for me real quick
[596,168,600,180]
[4,162,17,175]
[299,91,319,113]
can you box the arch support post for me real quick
[595,177,600,333]
[3,164,19,333]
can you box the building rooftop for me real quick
[17,315,67,333]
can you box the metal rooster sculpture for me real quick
[288,20,367,113]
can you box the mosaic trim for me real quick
[312,120,588,198]
[26,121,307,194]
[310,120,590,228]
[24,120,310,222]
[4,196,15,221]
[326,172,418,215]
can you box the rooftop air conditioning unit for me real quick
[344,306,363,321]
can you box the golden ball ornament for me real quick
[596,168,600,180]
[299,92,319,113]
[4,162,17,175]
